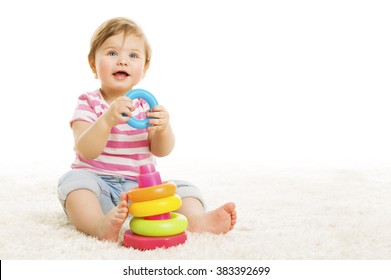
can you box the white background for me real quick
[0,0,390,168]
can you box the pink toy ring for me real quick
[128,181,176,202]
[123,230,187,250]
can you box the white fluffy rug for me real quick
[1,160,391,260]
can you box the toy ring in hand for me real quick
[128,181,177,202]
[130,212,188,237]
[128,194,182,217]
[124,89,158,129]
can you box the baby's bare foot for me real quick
[97,193,129,242]
[187,202,237,234]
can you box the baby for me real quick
[57,17,236,242]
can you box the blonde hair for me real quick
[88,17,151,70]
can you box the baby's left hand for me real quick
[147,105,170,132]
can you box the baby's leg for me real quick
[65,189,128,242]
[178,197,237,234]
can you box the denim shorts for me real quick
[57,169,205,214]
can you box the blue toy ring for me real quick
[124,89,158,129]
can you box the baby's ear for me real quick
[89,58,97,76]
[142,62,150,78]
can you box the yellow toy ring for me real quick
[128,181,176,202]
[129,194,182,217]
[130,212,188,237]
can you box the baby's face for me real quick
[93,32,147,94]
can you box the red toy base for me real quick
[123,230,187,250]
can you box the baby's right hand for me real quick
[103,96,134,127]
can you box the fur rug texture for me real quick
[1,159,391,260]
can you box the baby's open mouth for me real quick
[113,71,130,78]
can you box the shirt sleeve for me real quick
[70,93,99,127]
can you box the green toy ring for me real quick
[130,212,188,237]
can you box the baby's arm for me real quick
[147,105,175,157]
[73,96,134,159]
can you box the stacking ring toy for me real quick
[129,194,182,217]
[130,212,188,237]
[123,230,187,250]
[125,89,158,129]
[128,181,176,202]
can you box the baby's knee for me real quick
[173,180,205,208]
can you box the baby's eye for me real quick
[108,50,118,56]
[130,53,138,58]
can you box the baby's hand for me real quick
[103,96,134,127]
[147,105,170,132]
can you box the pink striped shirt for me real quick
[70,90,155,180]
